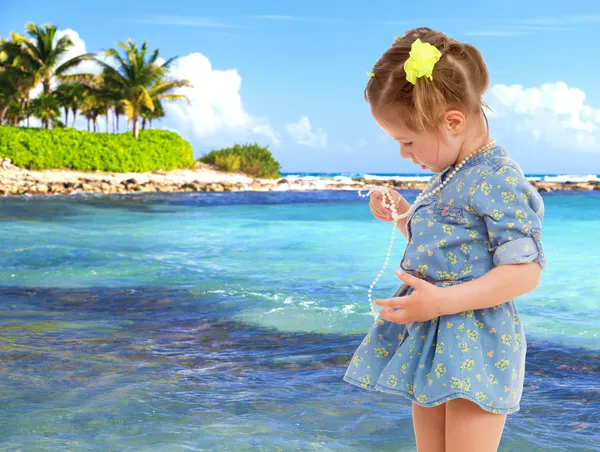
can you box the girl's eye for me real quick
[402,141,413,147]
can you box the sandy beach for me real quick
[1,158,598,196]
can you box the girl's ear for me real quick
[443,110,466,136]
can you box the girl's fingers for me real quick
[372,207,392,221]
[371,196,391,212]
[370,201,387,217]
[374,297,406,308]
[370,193,395,221]
[380,309,410,324]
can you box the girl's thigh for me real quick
[412,401,446,452]
[445,397,508,452]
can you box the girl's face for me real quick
[373,108,464,173]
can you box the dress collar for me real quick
[437,145,507,177]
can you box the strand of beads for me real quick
[357,139,497,319]
[356,176,440,318]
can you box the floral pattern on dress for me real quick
[343,146,547,414]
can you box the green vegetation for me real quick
[0,126,193,172]
[0,23,190,139]
[199,143,281,179]
[0,22,282,177]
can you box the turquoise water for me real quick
[0,190,598,450]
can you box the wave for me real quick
[281,172,600,183]
[361,173,433,182]
[528,174,600,183]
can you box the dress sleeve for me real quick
[469,162,548,270]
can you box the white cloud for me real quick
[160,52,280,148]
[55,29,101,74]
[285,116,327,148]
[487,81,600,152]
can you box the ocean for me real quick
[280,171,600,184]
[0,181,598,451]
[280,172,600,183]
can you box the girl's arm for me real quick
[438,262,541,316]
[438,162,547,316]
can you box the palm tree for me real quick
[70,82,89,128]
[94,39,191,139]
[71,69,121,133]
[79,93,97,132]
[80,96,103,132]
[0,34,37,125]
[4,100,26,126]
[0,72,20,124]
[91,104,104,132]
[113,101,125,133]
[11,23,95,95]
[54,83,75,125]
[94,68,122,133]
[30,93,60,128]
[141,98,165,130]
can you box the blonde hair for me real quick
[365,27,491,132]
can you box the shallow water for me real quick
[0,190,598,450]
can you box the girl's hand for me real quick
[374,271,444,324]
[369,190,405,222]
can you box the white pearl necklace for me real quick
[357,139,496,319]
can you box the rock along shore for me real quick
[0,158,597,196]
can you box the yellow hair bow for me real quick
[403,38,442,85]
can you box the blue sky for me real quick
[2,0,600,174]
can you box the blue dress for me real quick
[343,145,548,414]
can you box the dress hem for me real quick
[342,373,519,415]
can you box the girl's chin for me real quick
[422,165,442,173]
[417,163,440,172]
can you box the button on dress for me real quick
[343,146,547,414]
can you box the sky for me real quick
[2,0,600,174]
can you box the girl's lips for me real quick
[420,164,427,169]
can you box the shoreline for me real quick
[1,158,598,196]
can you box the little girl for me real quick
[343,28,547,451]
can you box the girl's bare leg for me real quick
[412,401,446,451]
[445,398,508,452]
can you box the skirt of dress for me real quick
[343,283,528,414]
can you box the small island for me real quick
[1,23,598,197]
